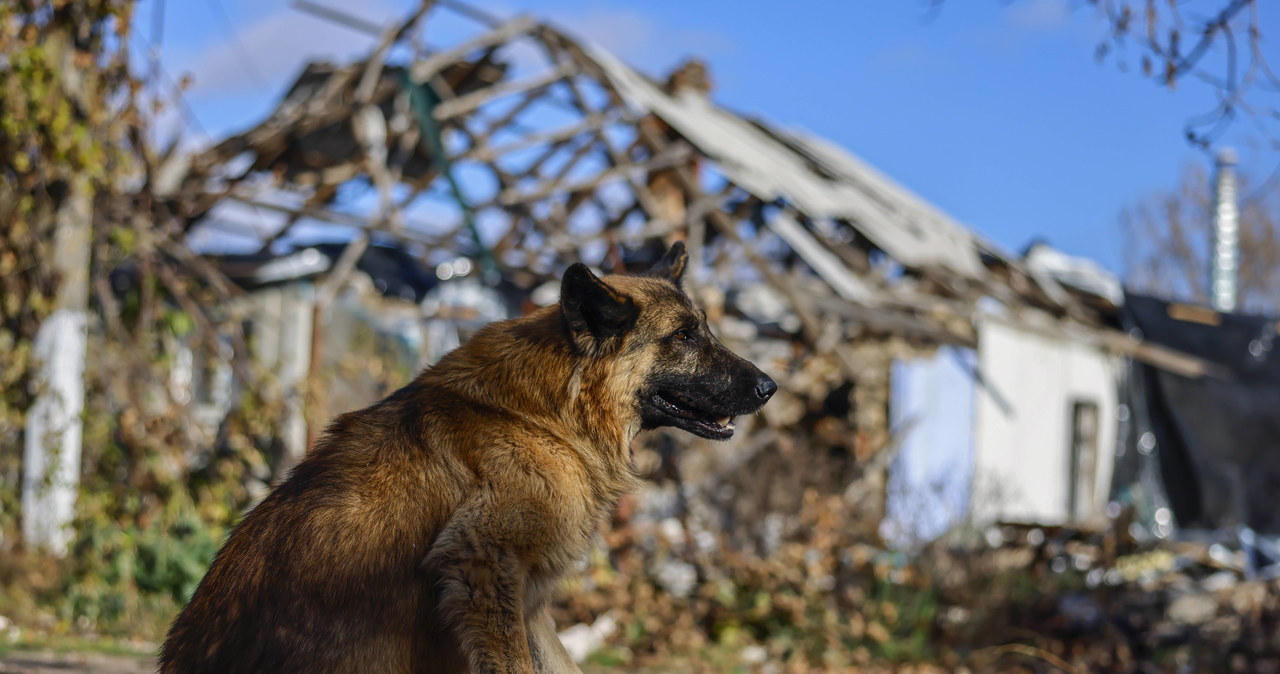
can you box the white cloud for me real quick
[174,1,399,101]
[957,0,1088,53]
[546,7,736,75]
[555,8,657,62]
[873,38,943,76]
[1005,0,1072,32]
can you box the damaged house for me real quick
[145,1,1224,552]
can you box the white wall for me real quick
[972,315,1121,525]
[882,346,977,549]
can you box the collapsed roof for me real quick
[170,0,1213,378]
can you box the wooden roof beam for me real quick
[433,63,576,121]
[410,15,538,82]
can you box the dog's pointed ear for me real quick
[646,241,688,287]
[561,263,638,349]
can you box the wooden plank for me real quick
[517,135,576,177]
[982,312,1227,380]
[561,50,835,343]
[544,132,601,187]
[461,113,612,163]
[808,294,970,345]
[630,127,863,377]
[814,217,872,274]
[409,15,537,82]
[438,0,504,27]
[223,196,445,248]
[433,63,575,121]
[1092,328,1229,380]
[293,0,388,36]
[355,1,437,103]
[701,202,823,339]
[494,146,690,207]
[473,85,543,138]
[317,233,371,307]
[542,42,676,228]
[766,210,880,305]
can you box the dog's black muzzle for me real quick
[640,355,776,440]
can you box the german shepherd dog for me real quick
[159,242,776,673]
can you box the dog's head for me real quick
[560,242,776,440]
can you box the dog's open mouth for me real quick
[652,390,735,439]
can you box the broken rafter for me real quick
[981,311,1227,380]
[800,216,872,275]
[516,133,581,178]
[1087,324,1228,380]
[765,209,881,306]
[604,185,728,260]
[472,84,543,138]
[808,294,972,346]
[546,24,836,348]
[410,15,537,83]
[461,113,613,163]
[543,132,604,190]
[446,118,537,265]
[356,0,437,103]
[549,25,981,379]
[293,0,389,36]
[316,233,373,308]
[544,34,678,232]
[493,145,691,208]
[224,196,446,249]
[437,0,504,28]
[432,63,576,121]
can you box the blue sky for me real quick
[145,0,1275,274]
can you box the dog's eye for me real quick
[671,329,690,342]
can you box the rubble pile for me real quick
[554,504,1280,673]
[933,522,1280,673]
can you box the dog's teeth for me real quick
[716,417,731,426]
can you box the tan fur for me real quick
[158,262,767,673]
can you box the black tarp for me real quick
[1114,293,1280,534]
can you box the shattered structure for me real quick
[166,1,1217,541]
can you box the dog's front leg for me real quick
[528,608,583,674]
[428,506,536,674]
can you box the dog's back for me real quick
[159,382,473,673]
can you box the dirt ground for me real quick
[0,653,686,673]
[0,652,672,673]
[0,650,951,673]
[0,652,154,674]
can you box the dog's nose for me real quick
[755,375,777,402]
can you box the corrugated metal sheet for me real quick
[585,44,988,279]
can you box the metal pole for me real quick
[1211,148,1239,313]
